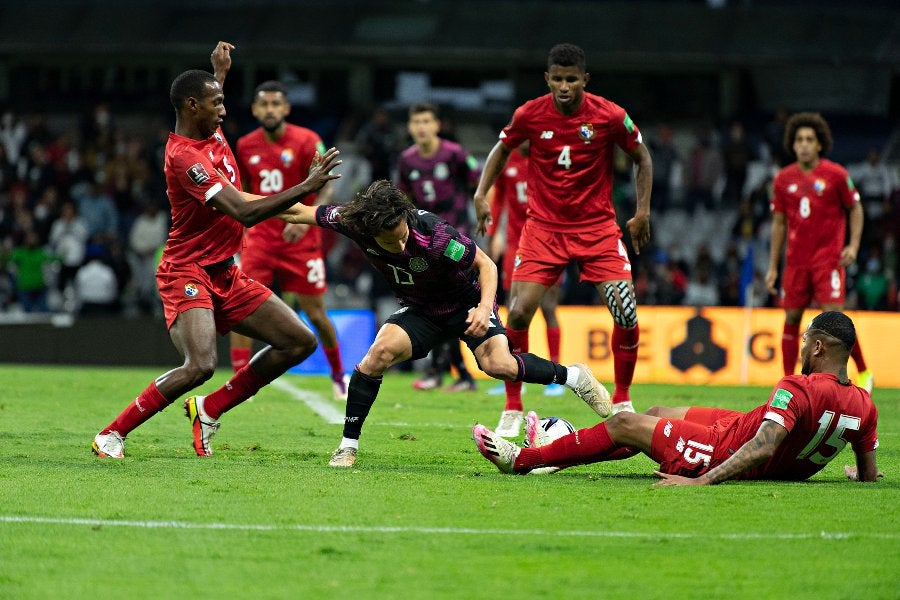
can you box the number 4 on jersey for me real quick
[557,145,572,170]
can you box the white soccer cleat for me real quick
[184,395,219,457]
[611,400,635,415]
[332,374,350,402]
[495,409,523,438]
[329,446,358,468]
[569,363,611,417]
[92,430,125,458]
[472,424,520,474]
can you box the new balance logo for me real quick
[540,131,554,139]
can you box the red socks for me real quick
[504,328,529,411]
[514,422,618,472]
[230,347,251,373]
[103,381,171,437]
[323,345,345,382]
[202,365,268,420]
[782,322,800,375]
[546,326,561,363]
[612,324,639,404]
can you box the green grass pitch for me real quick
[0,364,897,599]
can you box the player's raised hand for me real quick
[304,148,342,192]
[626,214,650,255]
[210,41,235,83]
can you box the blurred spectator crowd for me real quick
[1,102,898,321]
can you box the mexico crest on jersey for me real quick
[578,123,595,143]
[409,257,428,272]
[281,148,294,167]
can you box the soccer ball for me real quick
[523,416,575,448]
[523,416,575,475]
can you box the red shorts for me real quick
[781,263,845,309]
[157,259,272,335]
[650,407,745,477]
[240,245,327,296]
[513,221,632,286]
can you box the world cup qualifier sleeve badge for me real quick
[578,123,595,143]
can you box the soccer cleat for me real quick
[495,409,524,438]
[543,382,566,397]
[328,446,358,467]
[332,374,350,402]
[412,375,441,391]
[92,430,125,458]
[611,400,636,415]
[857,370,874,394]
[472,424,520,474]
[569,363,611,417]
[445,378,477,392]
[184,395,219,457]
[524,411,561,475]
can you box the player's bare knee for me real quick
[183,359,216,387]
[480,356,515,381]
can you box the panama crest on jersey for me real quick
[281,148,294,167]
[184,283,199,297]
[578,123,595,143]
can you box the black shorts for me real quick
[385,304,508,361]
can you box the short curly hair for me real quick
[548,43,586,72]
[808,310,856,352]
[784,112,833,157]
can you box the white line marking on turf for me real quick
[1,516,896,540]
[271,377,344,424]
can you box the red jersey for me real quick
[499,92,643,233]
[727,373,878,480]
[236,124,326,253]
[771,159,860,267]
[162,127,243,266]
[488,148,529,246]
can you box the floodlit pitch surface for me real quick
[1,365,896,599]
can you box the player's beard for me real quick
[801,358,812,376]
[262,118,284,133]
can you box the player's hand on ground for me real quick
[210,41,235,77]
[625,214,650,255]
[653,470,707,486]
[843,465,883,481]
[473,196,491,236]
[283,223,309,242]
[464,305,491,337]
[304,148,342,192]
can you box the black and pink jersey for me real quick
[316,206,485,318]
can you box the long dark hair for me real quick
[339,180,418,236]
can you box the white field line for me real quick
[270,377,344,424]
[1,515,896,540]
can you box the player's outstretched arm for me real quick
[655,419,786,486]
[209,148,341,227]
[473,141,512,236]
